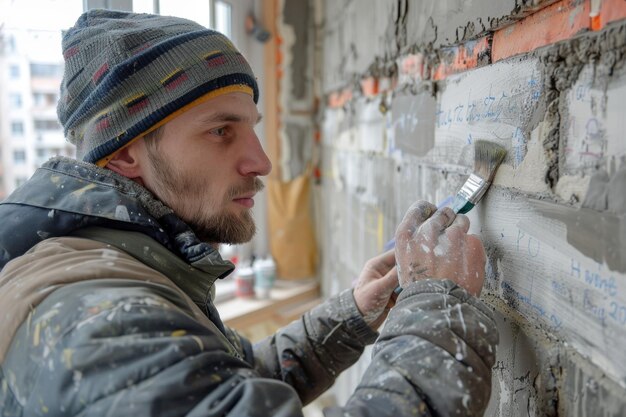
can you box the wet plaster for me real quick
[484,292,626,417]
[432,56,546,187]
[321,0,565,94]
[538,22,626,188]
[318,1,626,413]
[542,162,626,274]
[559,349,626,416]
[390,90,436,157]
[483,298,560,417]
[278,0,316,180]
[582,163,626,215]
[473,187,626,385]
[533,199,626,273]
[282,0,311,101]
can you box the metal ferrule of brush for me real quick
[457,174,490,204]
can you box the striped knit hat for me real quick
[57,9,259,166]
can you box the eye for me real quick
[210,126,228,137]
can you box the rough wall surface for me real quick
[316,0,626,415]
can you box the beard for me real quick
[146,146,264,244]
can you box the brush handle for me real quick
[451,194,475,214]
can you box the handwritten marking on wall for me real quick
[390,92,436,157]
[433,58,543,168]
[474,192,626,385]
[562,64,626,175]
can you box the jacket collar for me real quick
[0,156,234,279]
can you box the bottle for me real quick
[254,257,276,299]
[235,265,255,298]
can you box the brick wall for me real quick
[315,0,626,414]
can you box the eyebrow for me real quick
[201,112,263,125]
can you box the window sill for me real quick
[217,279,321,330]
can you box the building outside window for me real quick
[1,0,236,198]
[33,92,57,107]
[9,64,20,79]
[9,93,23,108]
[11,121,24,136]
[34,119,61,131]
[13,150,26,164]
[30,63,63,78]
[6,35,17,53]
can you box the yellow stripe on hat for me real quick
[96,84,254,167]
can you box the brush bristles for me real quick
[473,140,507,181]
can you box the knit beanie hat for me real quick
[57,9,259,166]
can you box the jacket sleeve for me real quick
[251,289,380,405]
[3,278,307,417]
[324,279,499,417]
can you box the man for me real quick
[0,10,497,417]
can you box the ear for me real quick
[105,140,146,182]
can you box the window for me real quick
[11,121,24,136]
[86,0,132,11]
[132,0,154,13]
[33,92,57,107]
[29,63,62,78]
[159,0,211,28]
[7,35,17,53]
[9,94,22,108]
[9,65,20,79]
[13,150,26,164]
[0,35,16,55]
[215,1,231,38]
[34,119,61,131]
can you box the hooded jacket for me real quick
[0,157,498,416]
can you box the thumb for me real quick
[374,265,399,297]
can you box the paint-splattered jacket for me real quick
[0,157,498,416]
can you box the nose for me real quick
[239,130,272,177]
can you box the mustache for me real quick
[226,177,265,200]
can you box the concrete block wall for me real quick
[314,0,626,415]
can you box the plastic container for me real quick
[234,266,255,298]
[253,257,276,299]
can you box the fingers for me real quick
[405,200,437,222]
[399,201,437,231]
[396,200,437,242]
[382,265,399,288]
[370,264,399,293]
[428,207,456,232]
[372,248,396,270]
[449,213,470,234]
[408,207,456,245]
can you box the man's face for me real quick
[141,92,271,245]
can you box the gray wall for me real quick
[316,0,626,415]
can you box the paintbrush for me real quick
[391,139,506,294]
[450,140,507,214]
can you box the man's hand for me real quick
[395,200,486,295]
[353,249,399,329]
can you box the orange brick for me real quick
[397,53,426,83]
[328,89,353,108]
[594,0,626,30]
[432,35,491,80]
[360,77,379,97]
[492,0,590,62]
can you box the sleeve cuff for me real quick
[397,279,494,320]
[337,289,379,345]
